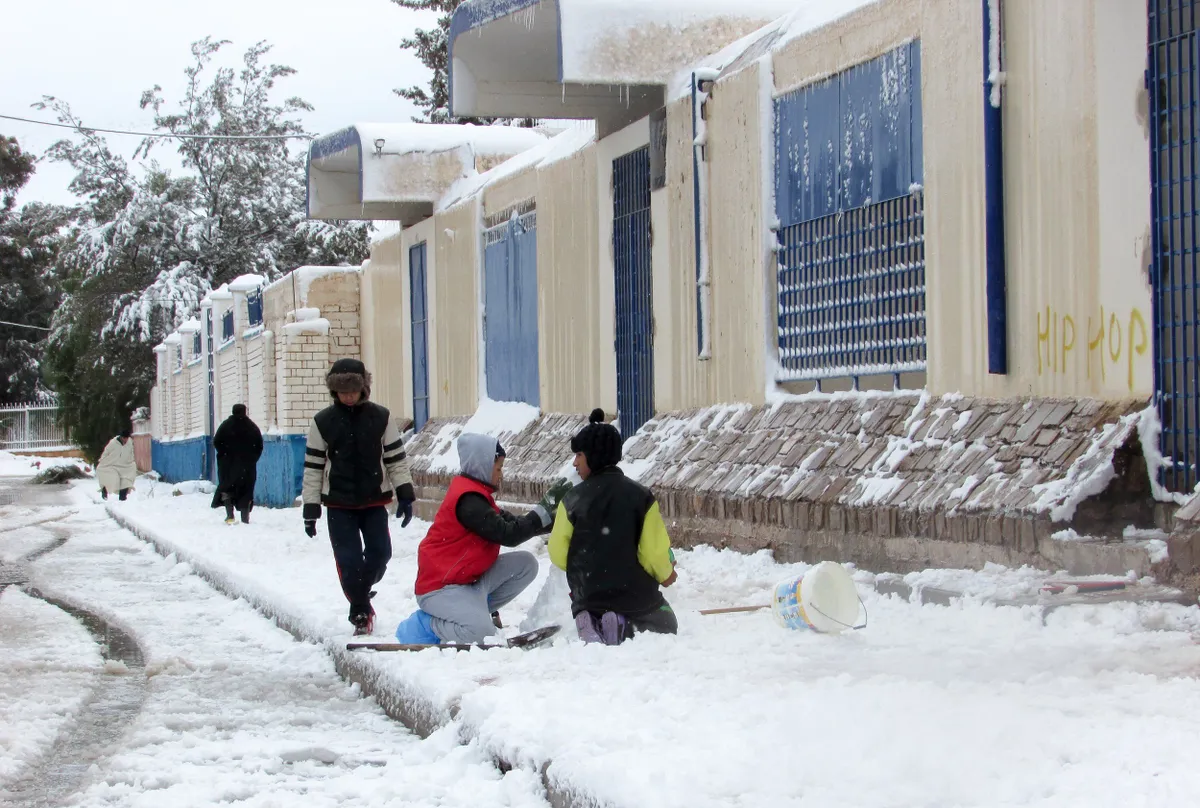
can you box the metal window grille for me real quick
[773,41,925,385]
[192,331,202,357]
[482,208,540,406]
[0,404,69,451]
[1149,0,1200,492]
[247,289,264,327]
[174,346,183,372]
[221,309,234,342]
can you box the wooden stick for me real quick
[698,604,770,616]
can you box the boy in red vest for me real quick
[395,433,572,645]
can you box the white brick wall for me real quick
[245,336,268,425]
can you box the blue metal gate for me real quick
[613,146,654,439]
[483,210,540,406]
[1149,0,1200,493]
[409,242,430,431]
[773,42,925,387]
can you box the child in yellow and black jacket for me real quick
[548,409,677,645]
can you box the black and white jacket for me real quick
[301,399,414,519]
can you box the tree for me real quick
[40,39,370,460]
[393,0,535,126]
[0,136,66,404]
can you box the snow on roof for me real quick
[283,318,330,337]
[177,319,202,333]
[668,0,881,98]
[162,333,182,345]
[227,274,268,293]
[438,122,595,212]
[311,123,547,162]
[208,284,234,302]
[265,266,358,307]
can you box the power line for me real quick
[0,318,52,331]
[0,113,312,141]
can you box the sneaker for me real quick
[352,612,375,636]
[599,612,628,646]
[491,611,503,629]
[575,612,602,644]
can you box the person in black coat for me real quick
[210,404,264,524]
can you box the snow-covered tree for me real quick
[393,0,535,127]
[39,39,370,460]
[0,136,66,404]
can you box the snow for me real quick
[227,273,267,293]
[176,318,201,333]
[1,487,546,806]
[438,124,596,213]
[669,0,881,99]
[93,478,1200,807]
[342,123,548,159]
[1137,405,1191,505]
[0,589,103,781]
[283,318,330,337]
[9,449,1200,806]
[424,400,543,474]
[264,266,359,309]
[294,306,321,322]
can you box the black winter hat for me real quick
[570,408,622,472]
[232,403,247,417]
[327,358,372,399]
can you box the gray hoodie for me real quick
[457,433,500,485]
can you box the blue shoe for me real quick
[394,610,440,644]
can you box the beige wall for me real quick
[767,0,1152,401]
[537,144,608,413]
[433,201,482,416]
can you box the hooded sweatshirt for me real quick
[414,433,548,595]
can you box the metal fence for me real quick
[0,404,69,451]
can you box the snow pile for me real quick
[264,266,359,309]
[439,123,596,213]
[335,123,547,160]
[282,306,329,338]
[424,400,543,474]
[227,273,267,292]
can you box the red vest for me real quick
[414,475,501,596]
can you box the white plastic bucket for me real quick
[771,561,864,634]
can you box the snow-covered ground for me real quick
[63,466,1200,807]
[8,450,1200,806]
[0,455,548,807]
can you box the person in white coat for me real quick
[97,429,138,501]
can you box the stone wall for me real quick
[279,330,331,431]
[305,272,361,364]
[405,395,1177,579]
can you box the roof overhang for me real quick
[306,123,547,223]
[449,0,799,129]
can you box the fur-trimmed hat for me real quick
[570,408,622,472]
[327,358,372,399]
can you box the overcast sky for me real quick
[2,0,436,206]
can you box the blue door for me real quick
[613,147,654,439]
[409,242,430,431]
[1148,1,1200,493]
[483,211,540,405]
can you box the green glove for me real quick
[537,477,573,516]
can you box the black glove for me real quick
[395,484,415,528]
[304,520,317,538]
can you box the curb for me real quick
[105,506,608,808]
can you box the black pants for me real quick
[628,602,678,636]
[327,506,391,622]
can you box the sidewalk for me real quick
[85,472,1200,808]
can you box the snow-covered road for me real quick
[0,470,548,807]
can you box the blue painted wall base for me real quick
[152,437,209,484]
[254,434,308,508]
[153,433,307,508]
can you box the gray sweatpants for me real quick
[416,551,539,644]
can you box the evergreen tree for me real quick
[393,0,535,126]
[39,39,370,461]
[0,136,66,404]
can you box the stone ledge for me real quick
[406,395,1175,581]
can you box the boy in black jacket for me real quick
[549,409,678,645]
